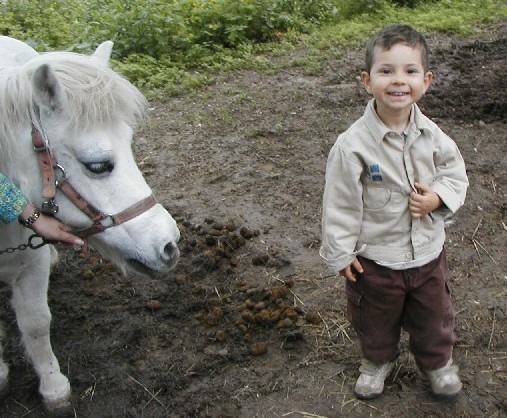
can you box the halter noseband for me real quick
[32,125,157,238]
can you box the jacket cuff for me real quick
[432,183,463,214]
[319,244,366,272]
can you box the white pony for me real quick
[0,36,180,414]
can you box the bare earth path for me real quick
[0,23,505,417]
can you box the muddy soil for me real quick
[0,23,506,418]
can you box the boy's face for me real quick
[361,43,432,117]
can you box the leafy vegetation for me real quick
[1,0,506,98]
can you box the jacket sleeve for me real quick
[0,172,28,224]
[431,131,469,220]
[320,141,364,272]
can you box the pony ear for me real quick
[31,64,64,112]
[92,41,113,67]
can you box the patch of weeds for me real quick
[290,54,323,75]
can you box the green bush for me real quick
[1,0,339,58]
[0,0,88,49]
[0,0,439,58]
[337,0,432,18]
[88,0,341,59]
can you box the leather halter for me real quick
[31,125,157,238]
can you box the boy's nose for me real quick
[392,75,406,85]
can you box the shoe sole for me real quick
[431,387,462,400]
[354,390,383,400]
[419,369,463,399]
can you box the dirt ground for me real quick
[0,22,506,418]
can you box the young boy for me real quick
[320,24,468,400]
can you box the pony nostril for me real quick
[164,242,178,259]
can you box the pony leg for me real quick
[10,272,71,412]
[0,323,10,395]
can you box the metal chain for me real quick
[0,234,48,255]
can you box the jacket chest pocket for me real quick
[363,184,406,212]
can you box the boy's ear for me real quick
[360,71,372,94]
[423,71,433,93]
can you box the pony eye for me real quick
[84,161,114,174]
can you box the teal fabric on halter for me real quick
[0,172,28,223]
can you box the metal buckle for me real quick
[41,198,59,215]
[33,143,49,152]
[100,215,115,229]
[54,164,66,185]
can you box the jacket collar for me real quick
[363,99,433,143]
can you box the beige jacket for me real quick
[320,100,468,271]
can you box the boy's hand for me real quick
[409,182,442,218]
[339,258,363,282]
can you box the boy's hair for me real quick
[365,24,429,73]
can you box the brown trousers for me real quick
[346,250,456,370]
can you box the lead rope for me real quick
[0,234,49,255]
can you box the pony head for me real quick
[0,39,180,276]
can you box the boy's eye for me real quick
[407,68,419,74]
[380,68,391,74]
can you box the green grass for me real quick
[258,0,507,76]
[276,0,507,54]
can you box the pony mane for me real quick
[0,51,147,156]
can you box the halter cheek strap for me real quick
[32,125,58,214]
[31,125,158,238]
[57,178,105,222]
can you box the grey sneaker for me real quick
[421,359,462,398]
[354,359,394,399]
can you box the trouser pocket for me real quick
[443,281,455,329]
